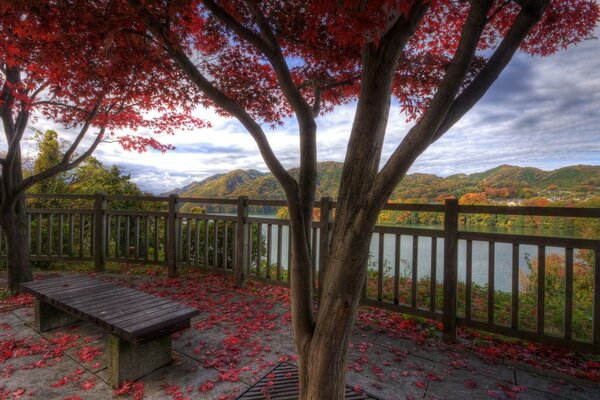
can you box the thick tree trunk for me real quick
[2,196,32,292]
[296,217,374,400]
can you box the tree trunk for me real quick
[2,196,32,292]
[297,217,374,400]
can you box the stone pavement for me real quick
[1,272,600,399]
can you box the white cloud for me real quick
[5,34,599,194]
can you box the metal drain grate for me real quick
[236,362,384,400]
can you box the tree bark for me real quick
[1,196,32,292]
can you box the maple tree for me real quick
[8,0,599,398]
[0,2,205,292]
[116,0,598,398]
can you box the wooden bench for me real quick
[21,275,199,387]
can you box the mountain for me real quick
[166,163,600,203]
[160,169,265,197]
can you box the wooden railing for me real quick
[1,193,599,352]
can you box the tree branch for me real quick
[431,0,550,143]
[368,0,496,211]
[201,0,271,53]
[15,126,106,196]
[127,0,297,197]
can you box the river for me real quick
[255,221,581,292]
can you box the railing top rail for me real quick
[22,194,600,219]
[382,203,444,212]
[460,204,600,218]
[26,208,94,214]
[246,199,288,207]
[27,193,95,200]
[106,195,167,202]
[459,230,600,250]
[178,197,239,205]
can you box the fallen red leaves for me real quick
[2,269,600,399]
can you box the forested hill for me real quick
[163,163,600,203]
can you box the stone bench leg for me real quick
[107,334,172,387]
[34,299,80,332]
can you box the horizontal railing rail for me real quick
[1,193,598,353]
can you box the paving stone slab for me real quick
[141,350,248,400]
[515,368,600,400]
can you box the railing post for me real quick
[318,197,332,295]
[167,194,179,278]
[443,198,459,342]
[94,193,107,272]
[235,196,249,288]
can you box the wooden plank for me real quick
[512,243,519,330]
[311,227,317,289]
[430,237,437,312]
[257,223,263,277]
[377,233,384,302]
[69,290,155,312]
[58,214,64,257]
[374,225,444,238]
[116,216,121,257]
[247,222,253,275]
[214,219,219,268]
[41,281,115,297]
[411,236,418,309]
[266,224,272,278]
[537,246,546,335]
[79,214,84,257]
[204,220,210,267]
[47,214,53,256]
[466,240,473,321]
[194,219,200,266]
[565,248,574,341]
[394,235,400,305]
[125,216,130,258]
[69,214,74,256]
[36,213,42,256]
[186,218,192,263]
[277,225,283,281]
[223,221,229,269]
[287,226,292,284]
[23,276,90,292]
[488,242,495,326]
[594,250,600,345]
[92,297,178,323]
[134,216,140,258]
[154,216,159,262]
[460,204,600,218]
[111,303,186,327]
[56,287,137,308]
[382,203,444,213]
[145,216,150,261]
[124,308,199,338]
[459,231,600,251]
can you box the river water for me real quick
[256,222,580,292]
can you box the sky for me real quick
[21,28,600,194]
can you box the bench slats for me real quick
[103,301,184,325]
[22,275,199,344]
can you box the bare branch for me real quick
[60,99,103,164]
[29,81,51,101]
[15,126,106,196]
